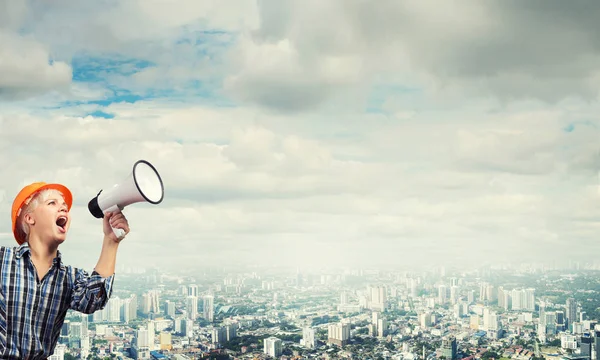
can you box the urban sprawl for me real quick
[51,263,600,360]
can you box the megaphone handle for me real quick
[104,204,126,239]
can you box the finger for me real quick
[110,218,128,226]
[111,220,129,232]
[109,214,124,223]
[110,213,124,221]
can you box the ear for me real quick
[24,212,35,226]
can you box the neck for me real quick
[27,234,59,262]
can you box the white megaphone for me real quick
[88,159,164,239]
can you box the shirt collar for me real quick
[15,242,30,259]
[15,242,64,268]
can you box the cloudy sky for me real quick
[1,0,600,272]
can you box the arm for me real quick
[69,267,115,314]
[94,210,130,278]
[68,211,130,313]
[93,237,119,278]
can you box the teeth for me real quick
[56,217,67,227]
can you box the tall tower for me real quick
[566,297,577,329]
[203,294,214,322]
[186,296,198,320]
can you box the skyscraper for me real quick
[327,323,351,346]
[368,285,387,311]
[566,297,577,328]
[303,327,316,349]
[186,296,198,320]
[264,337,282,357]
[581,332,592,358]
[441,336,457,360]
[203,294,214,322]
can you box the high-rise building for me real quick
[467,290,475,304]
[544,312,556,333]
[49,344,67,360]
[440,336,457,360]
[203,295,214,322]
[147,320,155,351]
[165,300,176,318]
[327,323,351,346]
[498,287,511,310]
[524,288,535,311]
[186,296,198,320]
[303,327,316,349]
[107,297,121,322]
[509,288,535,311]
[368,285,387,312]
[450,286,459,304]
[556,311,566,332]
[594,331,600,360]
[188,284,198,297]
[226,324,237,341]
[420,312,432,327]
[264,337,282,357]
[142,290,160,314]
[438,284,447,305]
[566,297,577,328]
[409,278,419,298]
[212,327,227,344]
[340,291,348,305]
[581,332,592,357]
[184,319,193,337]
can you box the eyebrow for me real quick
[47,198,67,206]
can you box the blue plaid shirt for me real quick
[0,243,114,359]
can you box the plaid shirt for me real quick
[0,243,114,359]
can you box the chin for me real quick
[54,232,68,243]
[54,237,67,244]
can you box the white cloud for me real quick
[1,1,600,272]
[0,31,72,99]
[2,95,600,270]
[223,0,600,111]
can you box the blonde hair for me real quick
[16,189,65,242]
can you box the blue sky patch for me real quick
[72,54,155,83]
[54,30,238,111]
[563,121,598,133]
[87,110,115,119]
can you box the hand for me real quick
[103,211,130,243]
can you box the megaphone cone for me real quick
[88,160,164,238]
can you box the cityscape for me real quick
[51,261,600,360]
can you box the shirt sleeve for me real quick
[69,268,115,314]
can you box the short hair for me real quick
[16,189,65,242]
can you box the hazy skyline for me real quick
[1,1,600,271]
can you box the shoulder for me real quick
[0,245,15,259]
[0,246,18,272]
[64,264,84,276]
[64,265,93,278]
[61,265,87,287]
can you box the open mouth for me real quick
[56,216,68,232]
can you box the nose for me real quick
[60,204,68,212]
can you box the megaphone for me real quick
[88,159,164,238]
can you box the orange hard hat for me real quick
[11,182,73,245]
